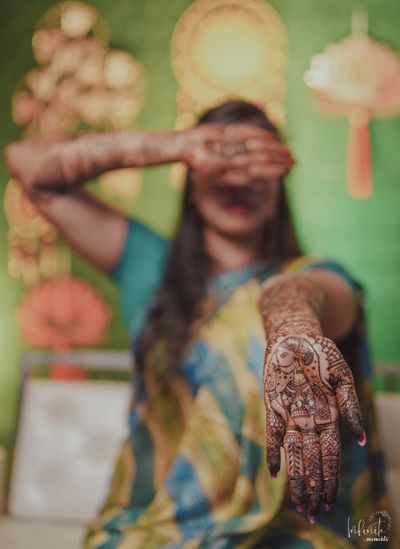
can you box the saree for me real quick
[85,240,388,548]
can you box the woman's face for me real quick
[190,174,280,238]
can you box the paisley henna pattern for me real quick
[260,273,365,520]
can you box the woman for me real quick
[6,101,387,548]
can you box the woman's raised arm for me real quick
[4,124,292,272]
[4,130,188,273]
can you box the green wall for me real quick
[273,0,400,368]
[1,0,399,451]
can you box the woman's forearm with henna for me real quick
[6,130,188,194]
[63,131,187,181]
[260,273,324,341]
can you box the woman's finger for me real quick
[336,384,365,441]
[319,423,340,508]
[228,151,293,168]
[244,140,293,158]
[223,144,292,165]
[245,138,281,152]
[283,429,306,508]
[190,149,226,173]
[302,431,323,520]
[265,404,285,479]
[219,168,249,185]
[223,124,275,142]
[222,126,293,158]
[328,353,365,442]
[248,162,292,180]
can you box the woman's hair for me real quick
[134,100,301,394]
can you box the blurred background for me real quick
[0,0,399,546]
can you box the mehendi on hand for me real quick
[260,273,365,522]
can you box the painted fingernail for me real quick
[357,431,367,446]
[325,503,333,512]
[309,515,317,524]
[296,504,304,513]
[271,473,277,479]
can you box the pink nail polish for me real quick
[325,503,333,512]
[309,516,317,524]
[357,432,367,446]
[271,473,277,479]
[296,504,304,513]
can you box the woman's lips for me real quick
[225,202,252,215]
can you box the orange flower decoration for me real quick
[16,276,111,352]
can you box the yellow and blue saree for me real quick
[85,221,388,549]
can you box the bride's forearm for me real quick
[71,130,189,173]
[259,272,324,341]
[5,129,189,194]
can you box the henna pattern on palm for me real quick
[261,274,365,520]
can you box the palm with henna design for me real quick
[264,334,365,520]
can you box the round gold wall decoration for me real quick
[171,0,287,126]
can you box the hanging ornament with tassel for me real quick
[304,10,400,199]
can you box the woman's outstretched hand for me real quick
[184,123,295,184]
[263,334,365,522]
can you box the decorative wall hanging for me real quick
[4,179,59,285]
[170,0,287,188]
[16,276,111,379]
[5,1,147,367]
[6,0,146,284]
[172,0,287,126]
[13,1,145,138]
[304,12,400,199]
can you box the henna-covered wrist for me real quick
[260,273,324,341]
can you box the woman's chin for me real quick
[210,216,267,238]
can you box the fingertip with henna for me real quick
[267,454,280,479]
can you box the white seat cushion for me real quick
[9,379,131,523]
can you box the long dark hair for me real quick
[134,100,301,393]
